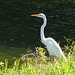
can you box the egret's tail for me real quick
[62,53,67,62]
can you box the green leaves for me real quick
[13,59,20,71]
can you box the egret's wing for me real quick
[48,39,61,56]
[49,41,52,45]
[46,38,67,61]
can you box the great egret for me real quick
[31,13,67,61]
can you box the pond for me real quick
[0,1,75,66]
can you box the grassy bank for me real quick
[0,41,75,75]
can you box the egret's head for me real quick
[31,13,45,19]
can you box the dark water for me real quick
[0,1,75,66]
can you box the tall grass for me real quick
[0,41,75,75]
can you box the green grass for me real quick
[0,41,75,75]
[0,55,75,75]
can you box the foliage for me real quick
[0,41,75,75]
[64,36,75,54]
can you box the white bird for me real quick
[31,13,67,61]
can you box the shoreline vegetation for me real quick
[0,39,75,75]
[0,0,75,74]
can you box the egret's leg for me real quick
[49,55,54,62]
[53,57,59,64]
[50,55,58,63]
[51,55,54,60]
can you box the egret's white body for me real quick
[31,13,67,61]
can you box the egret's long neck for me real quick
[40,16,47,42]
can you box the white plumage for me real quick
[31,13,67,61]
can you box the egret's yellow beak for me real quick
[31,14,39,16]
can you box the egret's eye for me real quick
[39,15,41,16]
[39,15,42,17]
